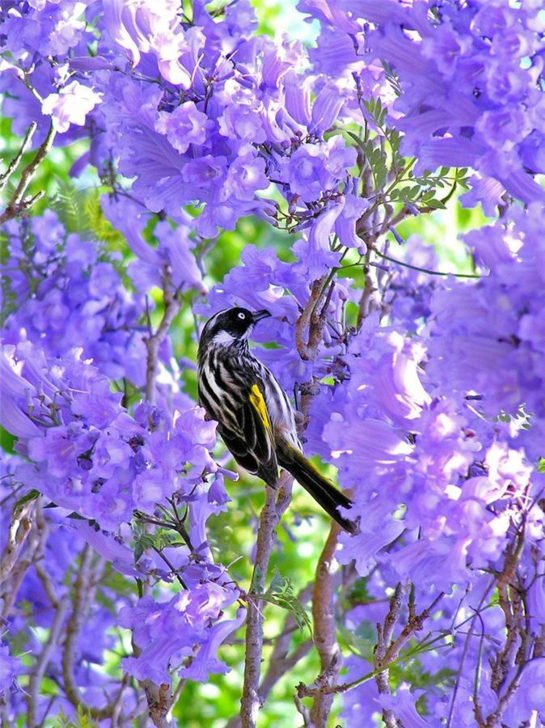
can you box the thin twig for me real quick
[240,473,293,728]
[374,249,481,279]
[447,580,494,728]
[144,270,182,403]
[309,523,344,728]
[0,122,56,224]
[27,586,69,727]
[0,501,36,586]
[226,585,313,728]
[0,122,37,192]
[62,547,117,722]
[374,583,408,728]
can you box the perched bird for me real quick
[197,307,356,534]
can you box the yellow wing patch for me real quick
[249,384,272,431]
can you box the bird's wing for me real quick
[219,381,279,485]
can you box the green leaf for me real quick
[14,489,40,508]
[260,568,312,635]
[51,177,91,237]
[424,199,447,210]
[345,130,366,153]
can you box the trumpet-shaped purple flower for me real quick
[155,101,209,154]
[120,581,240,683]
[0,639,21,694]
[42,81,102,133]
[299,0,545,205]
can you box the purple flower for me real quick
[182,155,228,199]
[218,81,267,144]
[301,0,545,205]
[42,81,102,133]
[154,221,206,293]
[103,0,195,86]
[121,582,239,684]
[0,639,21,694]
[310,82,346,135]
[179,607,246,682]
[293,203,344,280]
[283,144,330,202]
[0,346,41,439]
[377,686,431,728]
[155,101,209,154]
[223,153,269,202]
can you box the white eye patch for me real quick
[238,312,246,320]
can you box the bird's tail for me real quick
[277,440,357,534]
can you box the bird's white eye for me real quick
[238,312,246,320]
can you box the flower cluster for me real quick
[122,589,244,684]
[326,207,545,722]
[299,0,545,208]
[1,211,148,385]
[0,342,217,529]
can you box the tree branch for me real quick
[144,269,182,404]
[0,122,37,192]
[0,500,35,586]
[0,122,56,225]
[61,546,118,722]
[240,472,293,728]
[226,585,313,728]
[295,278,327,362]
[27,572,69,728]
[309,523,344,728]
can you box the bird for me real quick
[197,306,357,534]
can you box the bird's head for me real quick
[199,307,271,352]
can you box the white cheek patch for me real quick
[212,330,236,346]
[241,324,254,339]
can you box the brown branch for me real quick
[482,523,529,728]
[294,276,348,726]
[144,269,182,403]
[309,522,344,728]
[0,500,35,586]
[297,588,443,706]
[226,584,313,728]
[0,122,37,192]
[0,122,56,225]
[61,546,118,722]
[27,573,69,727]
[294,692,311,726]
[295,272,338,364]
[489,529,525,694]
[375,587,444,727]
[226,626,311,728]
[357,247,379,326]
[240,472,293,728]
[133,268,182,725]
[382,589,444,665]
[373,582,408,728]
[258,587,313,704]
[0,504,47,620]
[134,680,173,728]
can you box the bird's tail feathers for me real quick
[277,441,357,534]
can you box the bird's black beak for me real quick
[252,309,271,323]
